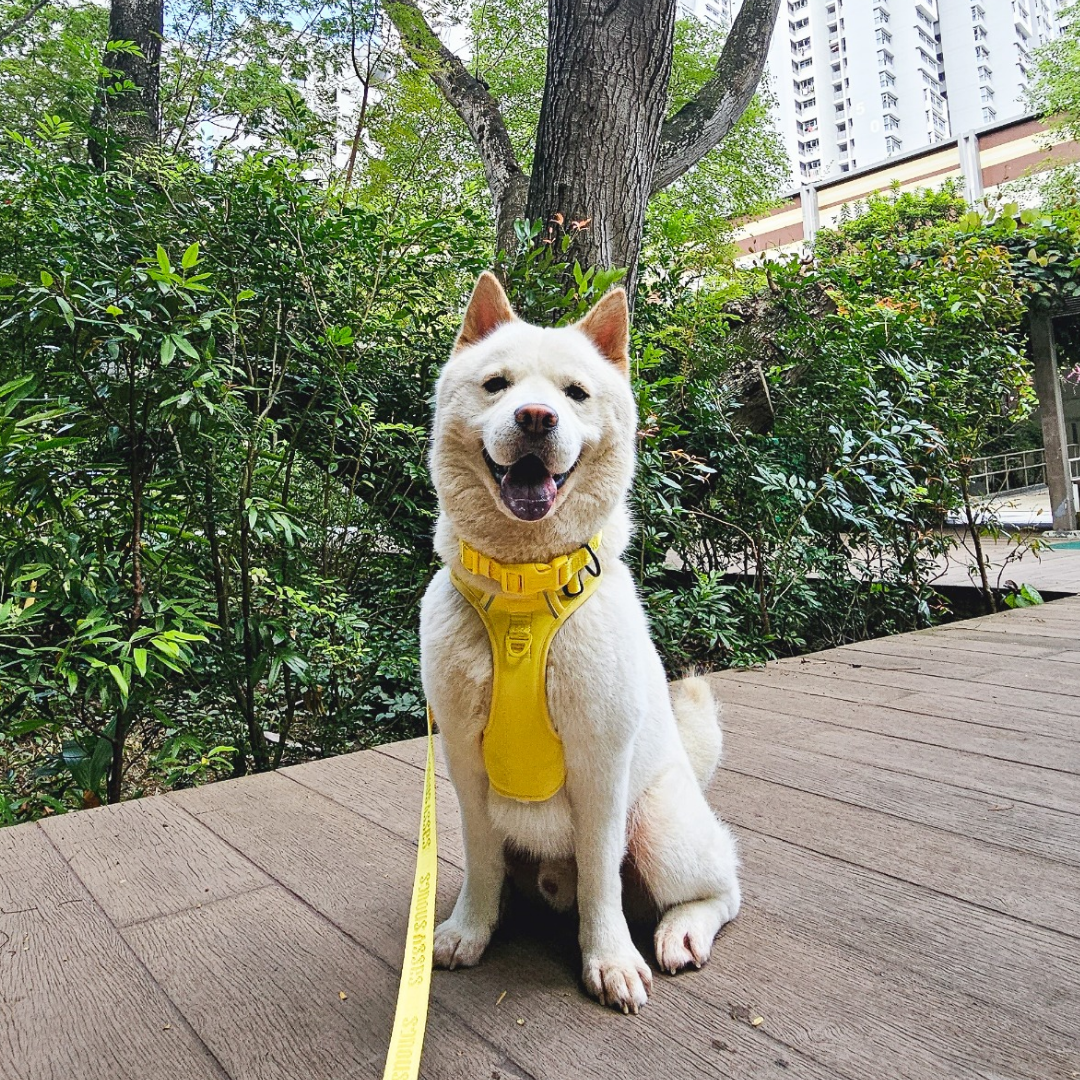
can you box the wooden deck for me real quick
[3,600,1080,1080]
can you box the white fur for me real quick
[420,292,741,1013]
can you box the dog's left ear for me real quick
[575,288,630,375]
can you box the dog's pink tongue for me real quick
[500,455,557,521]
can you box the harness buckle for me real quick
[505,615,533,660]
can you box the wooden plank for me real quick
[122,884,508,1080]
[283,746,465,866]
[712,678,1079,773]
[721,705,1080,814]
[863,632,1064,659]
[715,770,1080,936]
[931,619,1080,641]
[377,736,451,778]
[720,664,1080,741]
[838,634,1071,664]
[673,896,1078,1080]
[0,824,227,1080]
[721,733,1080,866]
[919,625,1080,649]
[835,640,1080,700]
[39,792,271,927]
[738,832,1080,1045]
[174,766,835,1079]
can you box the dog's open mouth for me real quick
[483,449,574,521]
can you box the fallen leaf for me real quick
[516,1018,525,1026]
[339,992,347,1001]
[495,990,507,1007]
[751,1016,764,1027]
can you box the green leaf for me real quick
[105,304,123,316]
[55,295,75,330]
[133,648,148,677]
[160,336,176,364]
[174,335,200,359]
[156,245,171,274]
[107,663,129,699]
[40,270,54,287]
[181,241,199,269]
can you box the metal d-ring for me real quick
[561,543,601,599]
[582,542,602,578]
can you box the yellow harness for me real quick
[450,532,603,803]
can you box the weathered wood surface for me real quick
[3,598,1080,1080]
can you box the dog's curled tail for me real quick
[670,676,723,790]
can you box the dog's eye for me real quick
[564,384,589,402]
[483,376,509,394]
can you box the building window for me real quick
[885,136,903,155]
[877,49,894,66]
[875,28,892,44]
[883,114,900,130]
[881,92,898,109]
[982,106,997,122]
[973,25,988,40]
[879,70,896,88]
[980,86,995,102]
[874,8,890,24]
[972,4,985,19]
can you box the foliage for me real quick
[0,126,488,820]
[0,1,109,159]
[1026,0,1080,144]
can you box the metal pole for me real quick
[958,131,984,205]
[800,184,820,246]
[1031,311,1077,532]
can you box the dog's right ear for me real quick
[454,271,516,353]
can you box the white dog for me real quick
[420,272,740,1014]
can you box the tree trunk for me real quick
[90,0,164,166]
[526,0,675,298]
[384,0,780,293]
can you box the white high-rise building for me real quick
[680,0,1064,189]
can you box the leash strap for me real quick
[382,709,438,1080]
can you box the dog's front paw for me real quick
[433,917,492,970]
[582,947,653,1014]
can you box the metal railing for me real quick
[968,444,1080,495]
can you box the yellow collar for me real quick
[457,532,603,595]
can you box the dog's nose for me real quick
[514,404,559,436]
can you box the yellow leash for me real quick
[381,709,438,1080]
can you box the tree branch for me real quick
[651,0,781,193]
[383,0,529,230]
[0,0,49,44]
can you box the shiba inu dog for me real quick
[420,272,741,1014]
